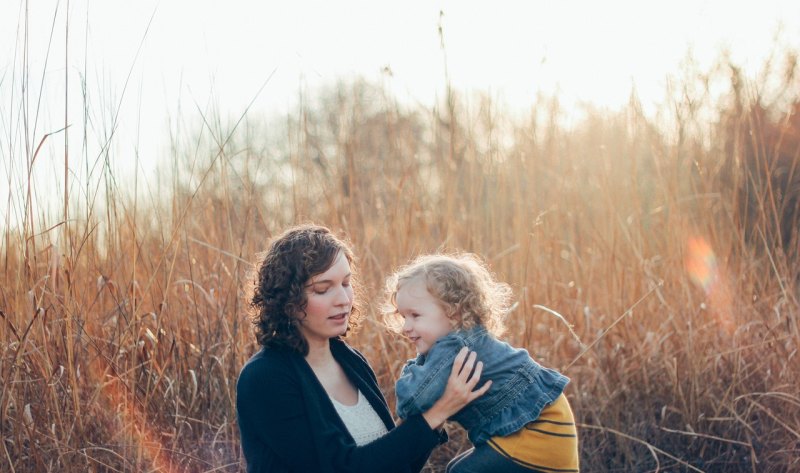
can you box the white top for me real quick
[330,390,389,446]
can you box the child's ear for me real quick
[447,310,463,328]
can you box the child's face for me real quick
[395,277,453,354]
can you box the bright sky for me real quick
[2,0,799,228]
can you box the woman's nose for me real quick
[334,285,351,305]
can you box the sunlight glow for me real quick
[2,0,799,230]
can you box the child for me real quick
[384,253,579,473]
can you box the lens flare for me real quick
[89,351,184,473]
[685,236,734,333]
[685,237,717,292]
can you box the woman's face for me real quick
[298,251,354,347]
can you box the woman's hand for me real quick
[422,347,492,430]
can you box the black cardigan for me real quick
[236,338,445,473]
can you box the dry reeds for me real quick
[2,21,799,473]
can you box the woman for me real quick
[236,224,490,473]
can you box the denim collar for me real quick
[450,325,489,344]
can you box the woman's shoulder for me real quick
[238,346,298,384]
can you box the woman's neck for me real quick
[305,337,333,367]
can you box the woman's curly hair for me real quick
[383,252,512,337]
[249,224,362,355]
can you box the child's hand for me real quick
[421,347,492,429]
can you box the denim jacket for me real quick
[395,326,569,445]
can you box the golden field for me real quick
[2,53,800,472]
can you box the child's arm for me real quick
[395,336,467,420]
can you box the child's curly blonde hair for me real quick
[383,252,513,337]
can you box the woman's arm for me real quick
[339,348,488,471]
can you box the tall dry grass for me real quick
[2,29,800,473]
